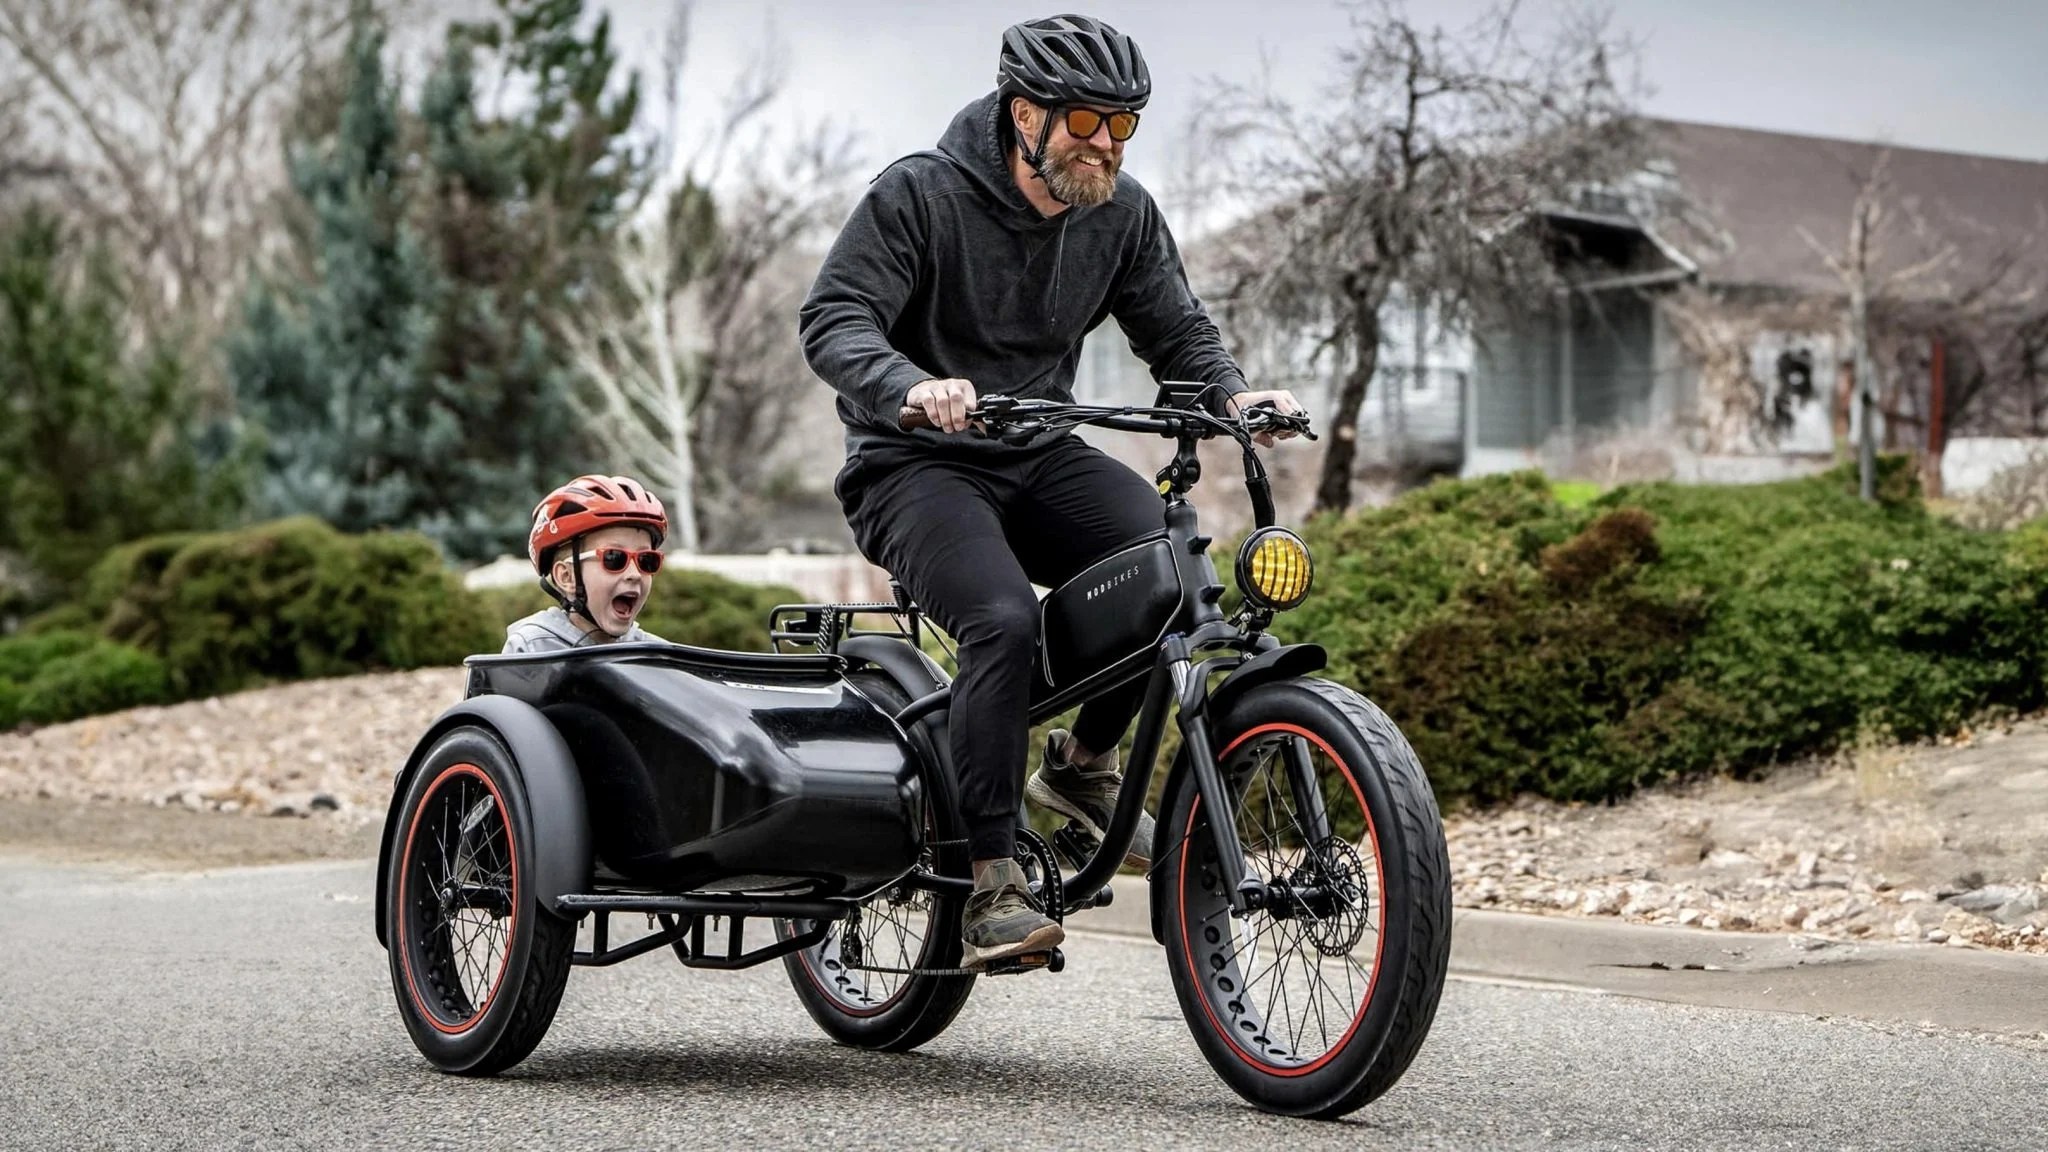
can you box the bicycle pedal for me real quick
[983,947,1064,976]
[1051,821,1101,869]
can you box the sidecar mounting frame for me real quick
[561,891,840,969]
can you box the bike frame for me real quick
[775,396,1334,919]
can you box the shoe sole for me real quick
[1025,774,1151,870]
[962,921,1066,973]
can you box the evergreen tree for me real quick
[0,206,240,595]
[230,0,650,561]
[229,9,505,551]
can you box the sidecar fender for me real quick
[373,694,590,948]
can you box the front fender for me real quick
[373,694,591,948]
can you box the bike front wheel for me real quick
[1158,678,1451,1118]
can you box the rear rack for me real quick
[768,581,929,655]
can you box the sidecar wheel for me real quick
[385,725,575,1075]
[783,670,974,1051]
[1160,680,1451,1119]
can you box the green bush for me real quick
[638,568,798,653]
[1286,457,2048,807]
[0,629,95,684]
[92,517,495,696]
[16,641,170,725]
[0,679,19,730]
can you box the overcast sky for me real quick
[598,0,2048,197]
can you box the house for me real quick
[1078,120,2048,495]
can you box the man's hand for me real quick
[907,378,978,434]
[1228,388,1305,448]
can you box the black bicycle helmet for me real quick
[997,14,1151,112]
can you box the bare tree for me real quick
[1799,149,2039,499]
[1203,0,1649,512]
[563,3,856,553]
[0,0,359,353]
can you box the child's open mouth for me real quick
[609,591,640,622]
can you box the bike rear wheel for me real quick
[1159,679,1451,1118]
[782,669,975,1050]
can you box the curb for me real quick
[1071,875,2048,1039]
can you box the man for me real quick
[799,13,1300,972]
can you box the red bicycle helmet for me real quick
[527,474,668,576]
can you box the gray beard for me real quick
[1043,150,1117,206]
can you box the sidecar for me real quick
[372,640,936,1075]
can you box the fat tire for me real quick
[384,726,576,1076]
[781,669,975,1051]
[1160,678,1451,1118]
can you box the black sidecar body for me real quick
[374,642,925,952]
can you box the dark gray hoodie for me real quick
[798,92,1248,481]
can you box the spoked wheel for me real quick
[782,670,975,1050]
[385,727,574,1075]
[1160,680,1451,1118]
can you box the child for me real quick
[505,474,670,653]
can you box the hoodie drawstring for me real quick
[1049,211,1069,331]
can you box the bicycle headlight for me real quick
[1236,528,1313,612]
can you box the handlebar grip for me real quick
[898,406,935,431]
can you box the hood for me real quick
[935,92,1055,229]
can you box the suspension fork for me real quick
[1163,634,1268,916]
[1283,736,1336,853]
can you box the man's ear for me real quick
[1010,96,1040,139]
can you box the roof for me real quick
[1648,119,2048,297]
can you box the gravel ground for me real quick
[1,667,2043,954]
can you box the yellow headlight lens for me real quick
[1239,529,1313,611]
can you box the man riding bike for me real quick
[799,13,1301,973]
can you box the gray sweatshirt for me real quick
[502,608,664,655]
[798,91,1247,476]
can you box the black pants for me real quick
[840,436,1164,861]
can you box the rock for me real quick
[1702,915,1722,930]
[1788,935,1831,952]
[1677,908,1704,927]
[1894,914,1923,938]
[1782,903,1810,930]
[309,792,341,813]
[1947,885,2021,914]
[1720,913,1753,930]
[1927,929,1951,943]
[1992,888,2042,926]
[1581,890,1618,916]
[1796,850,1820,878]
[1511,854,1537,876]
[1897,889,1933,904]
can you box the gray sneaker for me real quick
[1025,729,1155,870]
[962,858,1064,972]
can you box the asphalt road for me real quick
[1,857,2043,1152]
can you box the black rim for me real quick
[398,764,518,1034]
[1177,727,1385,1074]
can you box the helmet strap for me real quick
[545,535,599,628]
[1019,107,1070,206]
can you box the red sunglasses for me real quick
[577,547,663,575]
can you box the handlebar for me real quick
[895,395,1316,441]
[893,394,1312,529]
